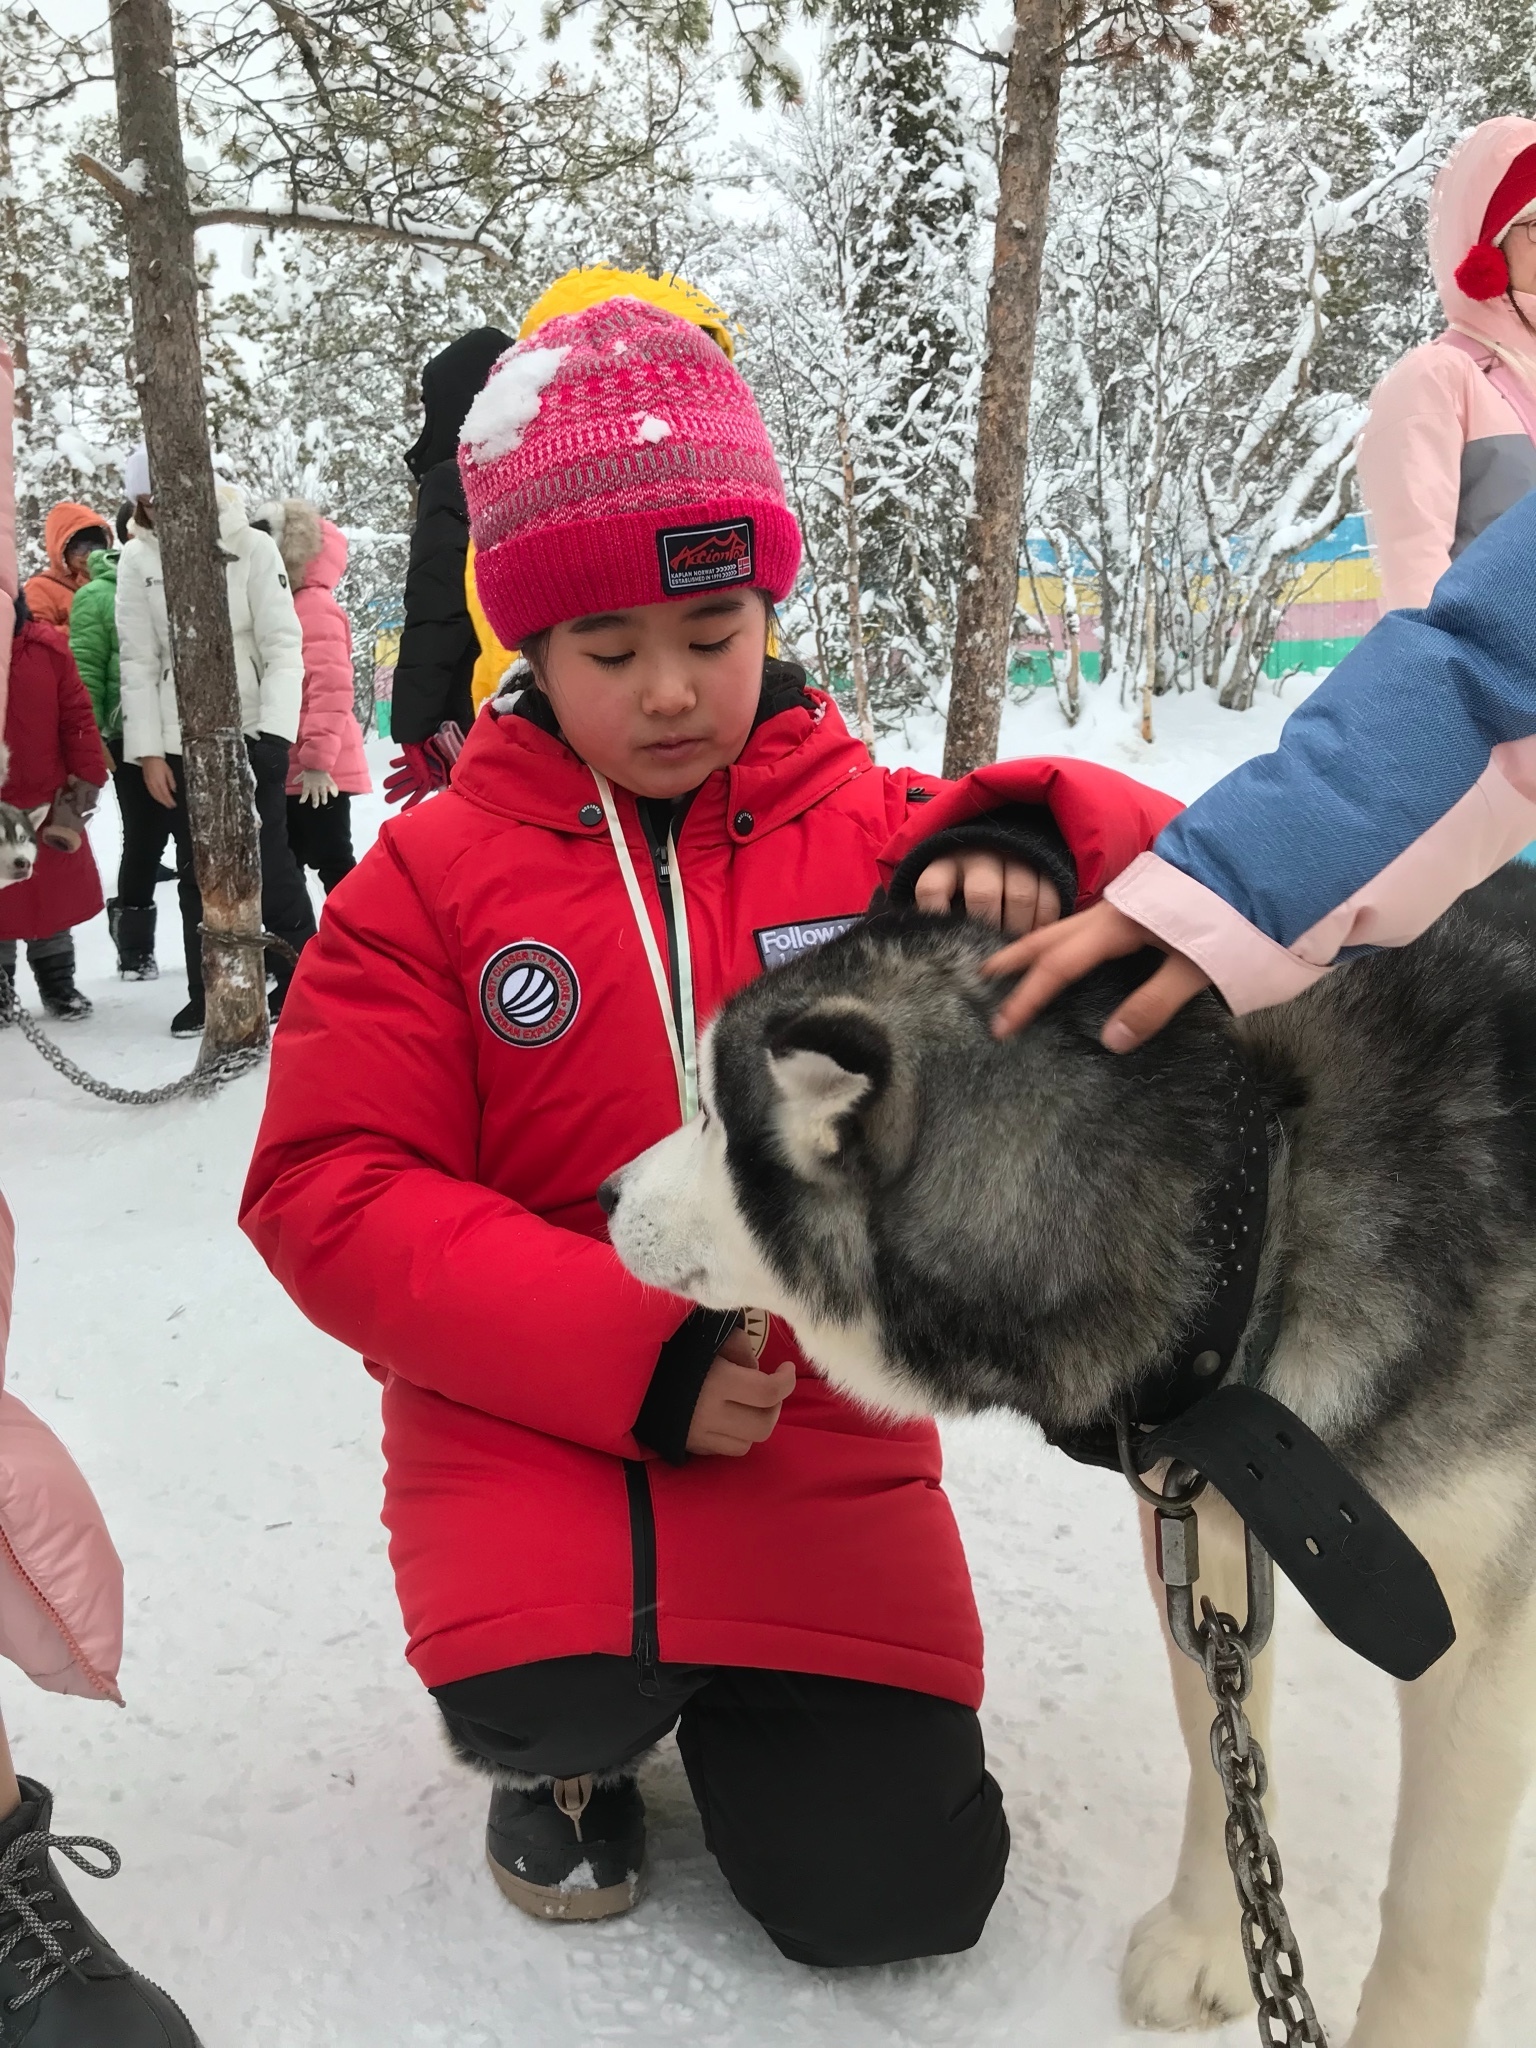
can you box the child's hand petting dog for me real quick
[911,852,1061,935]
[687,1329,797,1458]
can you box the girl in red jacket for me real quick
[241,301,1177,1961]
[0,600,109,1020]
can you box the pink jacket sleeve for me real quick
[293,585,356,777]
[1356,348,1473,613]
[0,1194,123,1703]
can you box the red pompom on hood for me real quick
[1454,239,1512,300]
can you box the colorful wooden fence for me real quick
[1012,516,1381,686]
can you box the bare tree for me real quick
[99,0,267,1060]
[942,0,1236,776]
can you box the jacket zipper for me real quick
[0,1521,119,1703]
[624,1460,661,1696]
[625,798,686,1697]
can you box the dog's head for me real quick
[604,912,1235,1428]
[0,804,48,888]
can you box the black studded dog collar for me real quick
[1052,1049,1276,1470]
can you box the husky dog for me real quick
[0,802,45,887]
[603,881,1536,2048]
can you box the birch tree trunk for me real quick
[943,0,1065,778]
[835,401,875,750]
[107,0,267,1061]
[1051,530,1081,726]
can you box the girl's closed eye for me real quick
[588,649,635,670]
[692,634,738,657]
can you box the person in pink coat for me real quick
[0,348,203,2044]
[254,498,371,895]
[1357,116,1536,613]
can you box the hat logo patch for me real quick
[657,518,754,596]
[480,941,580,1047]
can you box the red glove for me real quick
[384,733,456,809]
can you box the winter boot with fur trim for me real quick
[0,1778,203,2045]
[485,1775,646,1922]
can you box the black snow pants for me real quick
[163,735,317,1002]
[285,792,356,895]
[107,736,173,910]
[434,1655,1010,1967]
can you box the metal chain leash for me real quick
[0,925,295,1107]
[1199,1598,1327,2047]
[1119,1410,1327,2048]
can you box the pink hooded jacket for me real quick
[0,1197,124,1702]
[254,499,372,797]
[1357,118,1536,612]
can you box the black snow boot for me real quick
[28,946,90,1023]
[113,905,158,982]
[0,1778,202,2045]
[169,1000,204,1040]
[485,1775,646,1922]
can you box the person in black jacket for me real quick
[385,325,512,807]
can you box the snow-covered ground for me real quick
[2,685,1533,2047]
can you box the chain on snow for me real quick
[1199,1597,1327,2047]
[0,924,293,1106]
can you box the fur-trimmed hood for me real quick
[253,497,347,593]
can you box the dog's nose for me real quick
[596,1176,620,1217]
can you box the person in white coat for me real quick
[116,448,317,1036]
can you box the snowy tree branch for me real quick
[186,205,518,265]
[73,151,146,212]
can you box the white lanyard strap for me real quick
[592,770,698,1122]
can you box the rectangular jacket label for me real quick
[754,916,862,970]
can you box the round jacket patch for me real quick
[480,941,580,1047]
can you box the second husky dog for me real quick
[0,801,42,888]
[603,878,1536,2048]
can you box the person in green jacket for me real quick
[68,505,170,980]
[67,543,120,738]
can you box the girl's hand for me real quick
[911,852,1062,934]
[983,899,1211,1049]
[686,1329,797,1457]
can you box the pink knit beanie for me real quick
[458,298,802,648]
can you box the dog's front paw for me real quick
[1120,1896,1251,2031]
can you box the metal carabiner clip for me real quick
[1116,1399,1275,1666]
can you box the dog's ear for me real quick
[766,1003,891,1167]
[26,807,48,831]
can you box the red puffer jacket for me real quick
[0,620,107,944]
[241,685,1179,1703]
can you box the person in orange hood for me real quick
[22,500,113,629]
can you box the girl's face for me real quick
[538,592,769,799]
[1507,218,1536,295]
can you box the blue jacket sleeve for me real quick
[1126,489,1536,965]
